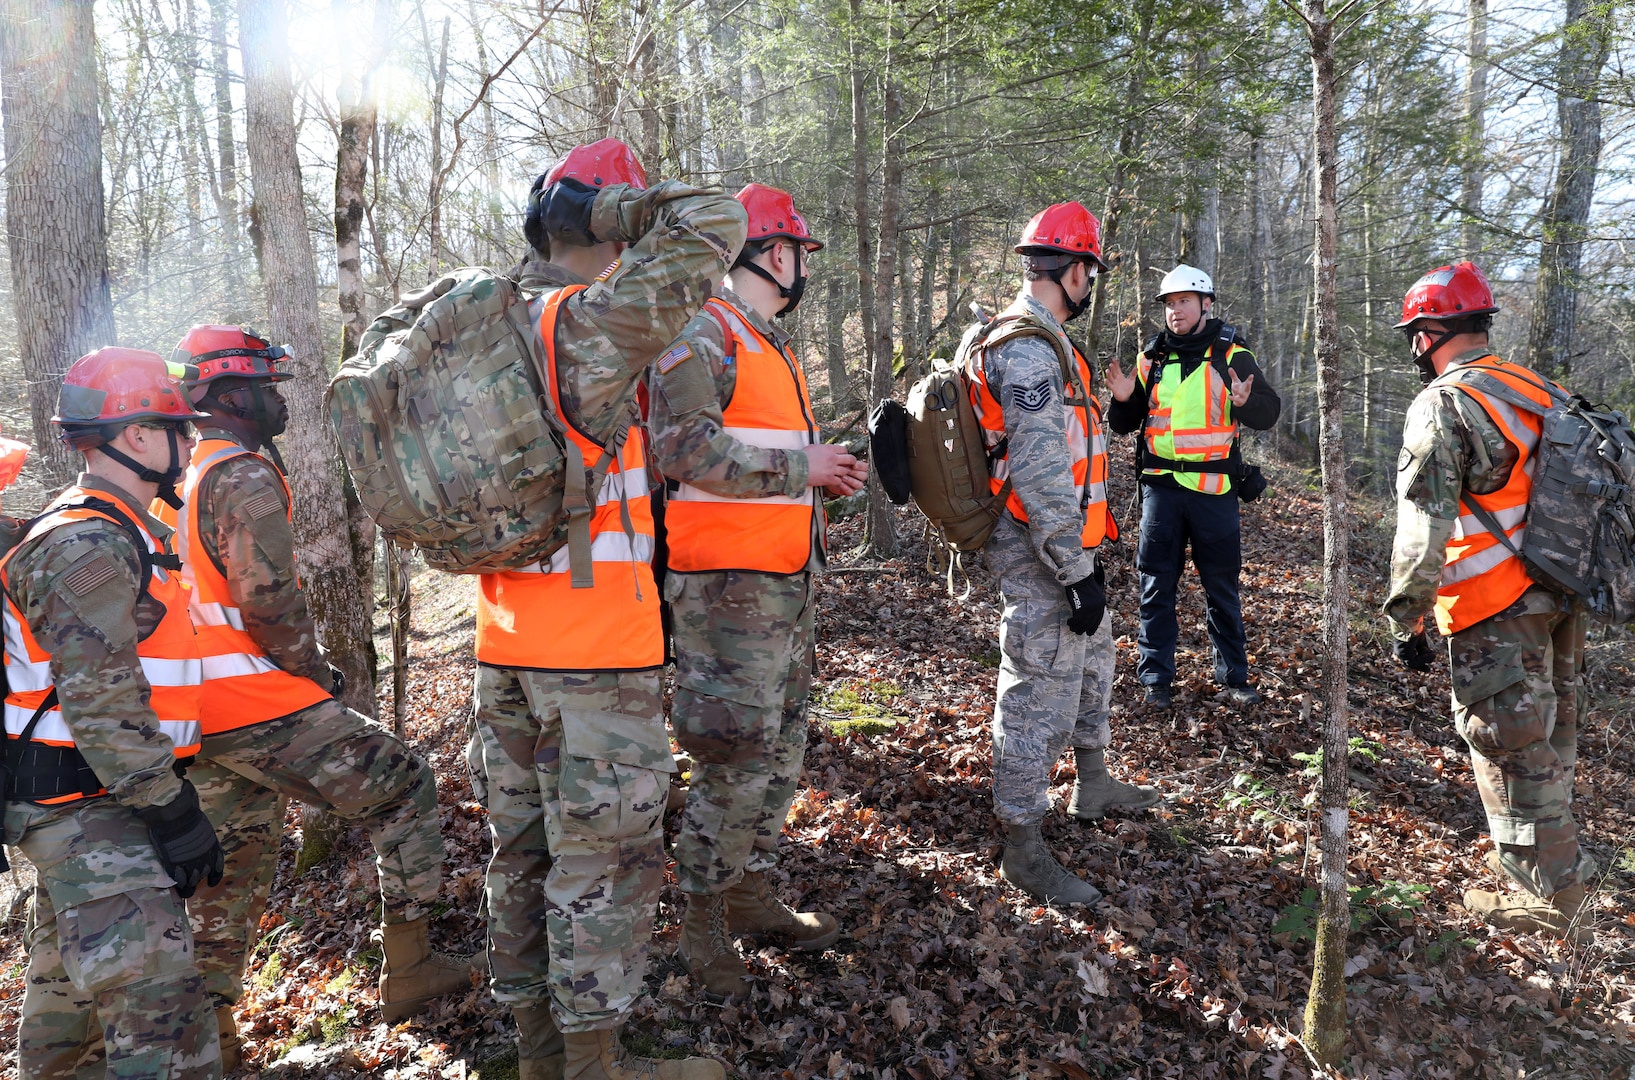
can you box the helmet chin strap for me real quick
[100,427,186,508]
[735,256,807,317]
[1050,267,1093,321]
[1410,326,1459,385]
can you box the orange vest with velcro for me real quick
[1432,356,1555,635]
[967,316,1117,548]
[475,284,663,671]
[2,487,202,802]
[663,297,821,574]
[178,439,332,733]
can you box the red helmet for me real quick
[1015,202,1109,269]
[173,325,293,391]
[1394,261,1499,328]
[736,183,823,252]
[53,348,208,430]
[543,138,647,190]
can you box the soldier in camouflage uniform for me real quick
[647,184,866,1000]
[1385,261,1594,944]
[2,349,224,1079]
[164,326,467,1069]
[469,139,741,1080]
[968,203,1159,909]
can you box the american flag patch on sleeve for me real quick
[656,343,693,373]
[63,555,119,596]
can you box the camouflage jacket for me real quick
[981,295,1097,586]
[191,427,327,684]
[3,474,186,810]
[512,180,748,445]
[1384,347,1556,638]
[647,284,813,500]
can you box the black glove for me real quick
[137,781,224,899]
[1065,564,1107,636]
[1394,632,1436,672]
[539,176,601,248]
[327,663,346,699]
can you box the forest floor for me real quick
[0,456,1632,1079]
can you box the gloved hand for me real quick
[539,177,601,248]
[1394,632,1436,672]
[137,781,224,898]
[1064,564,1107,636]
[327,663,347,699]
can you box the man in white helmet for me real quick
[1106,264,1281,708]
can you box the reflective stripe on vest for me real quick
[1138,346,1240,495]
[967,317,1115,548]
[664,297,821,573]
[474,284,663,671]
[178,439,332,734]
[1,488,203,798]
[1430,358,1555,635]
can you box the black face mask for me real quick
[1053,267,1094,321]
[100,425,187,509]
[736,245,808,317]
[1405,325,1458,385]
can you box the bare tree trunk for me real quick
[1525,0,1614,378]
[426,14,451,272]
[1302,0,1350,1066]
[848,0,876,384]
[385,544,411,736]
[863,48,902,559]
[1460,0,1488,258]
[1087,0,1155,360]
[823,79,855,418]
[1246,136,1269,350]
[0,0,118,487]
[206,0,241,268]
[469,0,504,263]
[334,0,390,359]
[239,0,377,870]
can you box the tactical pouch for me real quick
[1237,464,1267,502]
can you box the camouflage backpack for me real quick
[1445,362,1635,623]
[329,267,624,578]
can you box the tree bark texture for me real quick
[1302,2,1350,1067]
[1087,0,1154,362]
[334,0,390,360]
[863,48,902,558]
[1460,0,1488,258]
[849,0,877,384]
[207,0,242,261]
[0,0,119,486]
[1525,0,1614,378]
[239,0,376,715]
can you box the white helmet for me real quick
[1155,264,1215,301]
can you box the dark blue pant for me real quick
[1135,484,1248,687]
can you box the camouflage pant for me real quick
[186,698,445,1008]
[666,571,815,896]
[1450,589,1592,897]
[471,664,673,1032]
[5,797,218,1080]
[987,517,1115,826]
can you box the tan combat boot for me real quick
[724,870,840,950]
[377,916,477,1022]
[1000,823,1102,907]
[216,1004,242,1073]
[1464,883,1594,945]
[676,893,751,1000]
[1067,749,1162,820]
[562,1028,725,1080]
[514,1001,566,1080]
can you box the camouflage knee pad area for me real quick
[1450,603,1590,895]
[473,665,672,1030]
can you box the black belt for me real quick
[7,742,104,801]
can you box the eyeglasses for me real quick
[136,420,197,439]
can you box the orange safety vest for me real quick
[177,439,332,733]
[663,297,821,574]
[967,317,1117,548]
[475,284,663,671]
[1431,356,1555,635]
[1137,345,1242,495]
[1,487,202,802]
